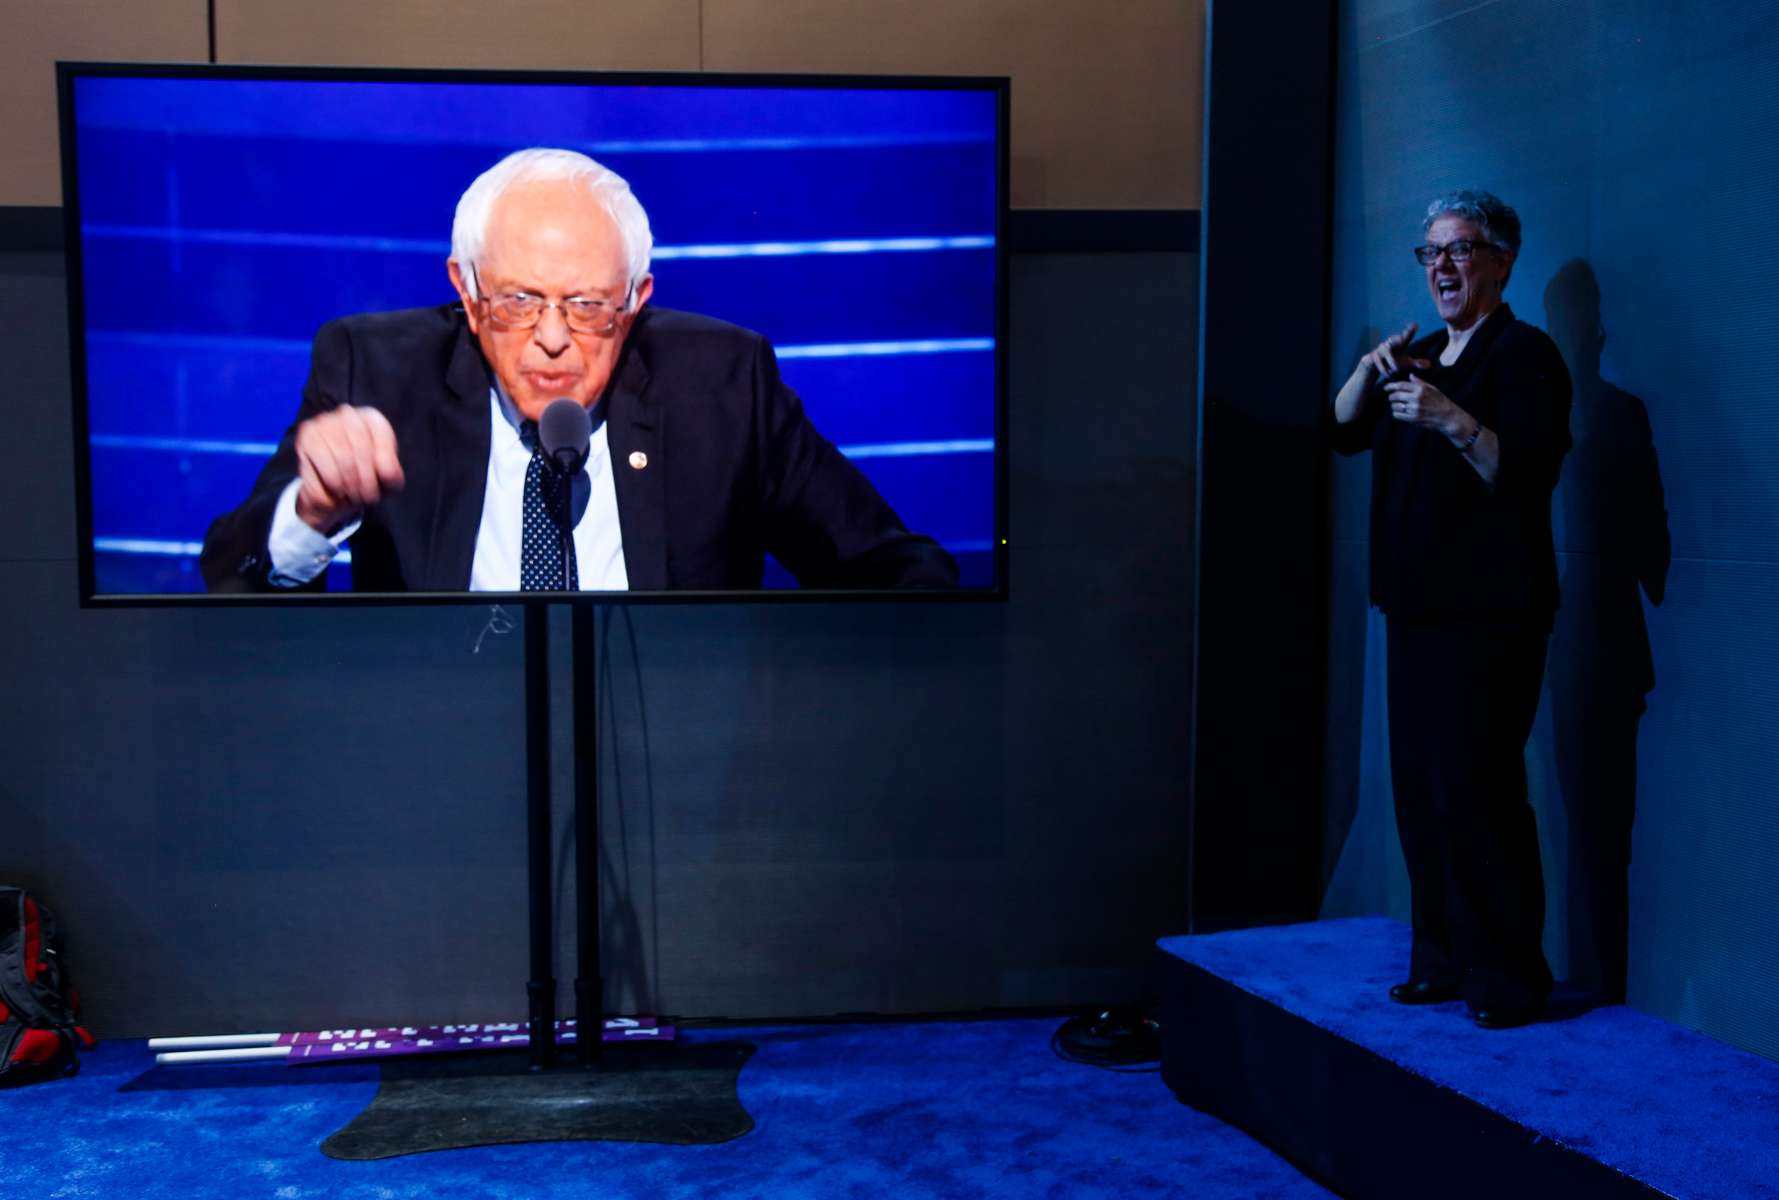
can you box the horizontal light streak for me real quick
[575,132,994,155]
[89,330,312,355]
[94,536,351,565]
[82,225,992,260]
[653,236,992,260]
[86,226,449,254]
[94,540,983,565]
[92,432,993,460]
[95,537,205,556]
[78,120,991,155]
[836,439,993,459]
[775,338,993,359]
[87,332,994,360]
[92,433,279,456]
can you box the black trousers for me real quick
[1386,614,1554,1012]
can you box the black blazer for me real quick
[200,305,957,592]
[1330,304,1572,621]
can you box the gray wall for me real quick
[0,246,1197,1037]
[1318,0,1779,1060]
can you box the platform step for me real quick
[1157,917,1779,1200]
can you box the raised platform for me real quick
[1158,917,1779,1200]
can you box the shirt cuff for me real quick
[267,479,360,586]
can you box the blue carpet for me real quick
[0,1017,1331,1198]
[1160,917,1779,1200]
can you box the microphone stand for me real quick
[548,456,579,593]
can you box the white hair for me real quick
[450,148,653,301]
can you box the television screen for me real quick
[59,63,1006,601]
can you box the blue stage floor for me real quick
[0,1016,1330,1199]
[1160,917,1779,1200]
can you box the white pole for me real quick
[147,1033,283,1050]
[154,1046,293,1065]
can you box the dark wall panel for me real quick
[1190,0,1336,929]
[0,244,1195,1036]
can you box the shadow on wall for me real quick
[1542,258,1671,1004]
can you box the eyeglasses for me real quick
[1412,239,1498,266]
[479,289,631,335]
[470,268,633,335]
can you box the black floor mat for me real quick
[320,1040,756,1160]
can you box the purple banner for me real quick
[283,1017,674,1063]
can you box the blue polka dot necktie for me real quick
[519,419,579,591]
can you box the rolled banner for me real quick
[152,1017,674,1066]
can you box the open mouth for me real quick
[526,371,580,392]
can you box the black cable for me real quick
[1050,1008,1162,1073]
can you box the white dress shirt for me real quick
[265,388,628,591]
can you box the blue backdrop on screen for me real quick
[70,74,1000,593]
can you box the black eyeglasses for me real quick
[1412,239,1499,266]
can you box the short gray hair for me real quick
[451,148,654,301]
[1423,189,1521,255]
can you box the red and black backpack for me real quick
[0,886,96,1086]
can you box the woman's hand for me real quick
[1361,322,1430,380]
[1383,375,1468,438]
[1336,322,1434,425]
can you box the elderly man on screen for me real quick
[200,148,958,593]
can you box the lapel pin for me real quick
[628,451,649,470]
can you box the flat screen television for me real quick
[58,63,1006,603]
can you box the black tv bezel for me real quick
[57,60,1010,608]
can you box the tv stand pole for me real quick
[522,600,605,1072]
[572,602,602,1066]
[523,601,556,1070]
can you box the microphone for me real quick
[538,398,592,476]
[536,398,589,592]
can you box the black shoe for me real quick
[1389,979,1460,1005]
[1472,1006,1541,1030]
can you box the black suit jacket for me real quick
[200,305,958,592]
[1330,304,1572,621]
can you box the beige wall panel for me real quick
[701,0,1202,210]
[0,0,208,206]
[215,0,700,71]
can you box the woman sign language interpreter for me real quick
[1328,190,1572,1031]
[1336,217,1516,488]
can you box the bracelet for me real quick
[1457,421,1482,454]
